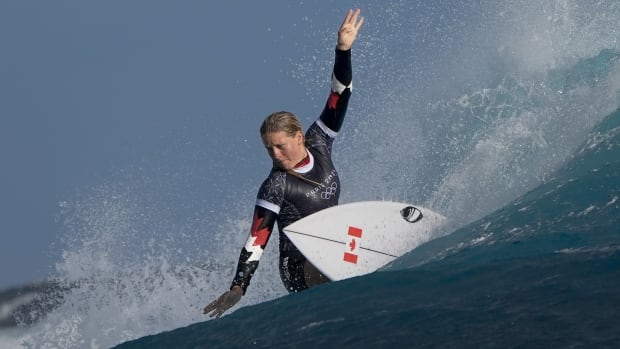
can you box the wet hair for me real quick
[260,111,303,144]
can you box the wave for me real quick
[2,1,619,348]
[111,97,620,349]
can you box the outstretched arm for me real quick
[203,206,277,318]
[334,8,364,85]
[229,206,278,292]
[318,9,364,135]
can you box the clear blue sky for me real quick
[0,1,363,290]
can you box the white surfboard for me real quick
[283,201,445,281]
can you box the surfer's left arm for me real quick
[318,8,364,133]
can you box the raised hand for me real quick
[337,8,364,51]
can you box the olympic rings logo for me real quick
[321,182,338,199]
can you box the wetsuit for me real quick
[230,48,352,294]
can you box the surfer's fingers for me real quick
[354,15,365,31]
[204,288,241,317]
[202,304,215,315]
[345,9,363,31]
[341,9,353,27]
[204,304,222,318]
[203,296,224,314]
[210,304,229,318]
[348,8,361,25]
[347,9,361,23]
[338,10,363,46]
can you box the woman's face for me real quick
[263,130,306,170]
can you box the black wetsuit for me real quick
[230,48,353,294]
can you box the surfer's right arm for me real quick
[203,205,277,318]
[229,205,277,292]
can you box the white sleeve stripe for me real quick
[331,74,352,94]
[316,119,338,138]
[256,199,280,214]
[243,235,264,262]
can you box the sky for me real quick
[0,1,363,290]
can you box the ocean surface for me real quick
[2,1,619,348]
[115,106,620,349]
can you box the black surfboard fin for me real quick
[401,206,423,223]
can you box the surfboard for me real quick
[282,201,445,281]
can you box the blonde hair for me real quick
[260,111,303,144]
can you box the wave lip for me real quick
[0,280,67,329]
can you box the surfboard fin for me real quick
[400,206,423,223]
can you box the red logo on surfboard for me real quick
[343,226,362,264]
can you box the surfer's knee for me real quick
[280,255,308,293]
[303,260,330,288]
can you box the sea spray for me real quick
[17,178,284,349]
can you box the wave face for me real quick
[114,97,620,349]
[3,1,620,348]
[112,109,620,348]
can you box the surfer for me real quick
[204,8,364,318]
